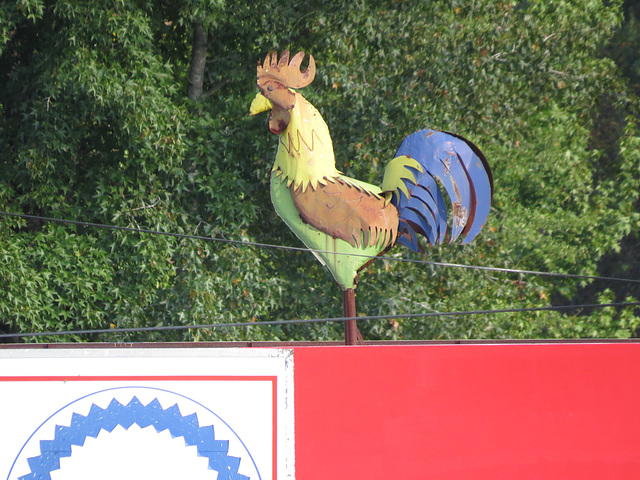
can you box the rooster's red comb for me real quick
[257,50,316,89]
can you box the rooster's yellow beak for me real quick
[249,92,273,115]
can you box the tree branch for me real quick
[201,79,228,99]
[187,22,208,101]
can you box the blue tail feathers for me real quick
[390,129,493,252]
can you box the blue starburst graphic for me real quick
[19,396,249,480]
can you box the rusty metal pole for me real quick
[343,288,358,345]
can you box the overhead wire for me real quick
[1,300,639,340]
[1,210,639,340]
[2,211,640,285]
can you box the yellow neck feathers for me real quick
[272,92,340,192]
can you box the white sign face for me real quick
[0,348,294,480]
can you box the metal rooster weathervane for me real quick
[250,50,493,344]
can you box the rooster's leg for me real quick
[343,288,362,345]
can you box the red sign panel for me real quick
[294,343,640,479]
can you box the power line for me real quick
[2,211,640,285]
[1,301,639,340]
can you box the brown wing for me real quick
[291,178,399,248]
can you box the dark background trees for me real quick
[1,0,639,342]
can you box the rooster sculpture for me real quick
[250,50,493,342]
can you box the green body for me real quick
[270,171,385,290]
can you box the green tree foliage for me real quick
[1,0,638,342]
